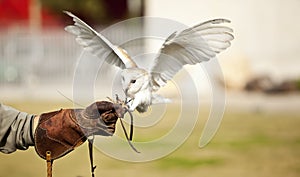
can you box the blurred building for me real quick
[0,0,144,100]
[146,0,300,90]
[1,0,300,101]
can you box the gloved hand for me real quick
[34,101,125,160]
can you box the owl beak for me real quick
[124,88,129,95]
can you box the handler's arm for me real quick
[0,103,36,154]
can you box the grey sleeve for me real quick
[0,103,35,154]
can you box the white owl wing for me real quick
[64,11,137,69]
[150,19,233,91]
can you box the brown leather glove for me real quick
[34,101,125,160]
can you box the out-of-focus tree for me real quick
[40,0,137,25]
[0,0,144,28]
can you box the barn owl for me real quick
[64,11,234,113]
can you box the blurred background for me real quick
[0,0,299,177]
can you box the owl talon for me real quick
[107,94,131,112]
[115,94,121,102]
[106,96,114,103]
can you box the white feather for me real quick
[150,18,234,91]
[64,11,137,69]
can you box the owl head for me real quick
[120,68,150,98]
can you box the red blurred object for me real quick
[40,8,63,27]
[0,0,62,28]
[0,0,30,26]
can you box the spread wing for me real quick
[150,19,234,91]
[64,11,137,69]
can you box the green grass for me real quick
[157,157,223,169]
[0,101,299,177]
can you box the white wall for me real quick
[145,0,300,88]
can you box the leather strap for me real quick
[119,110,139,153]
[46,151,53,177]
[86,111,138,177]
[88,135,96,177]
[119,118,139,153]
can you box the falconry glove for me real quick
[34,101,125,160]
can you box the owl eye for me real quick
[130,79,136,84]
